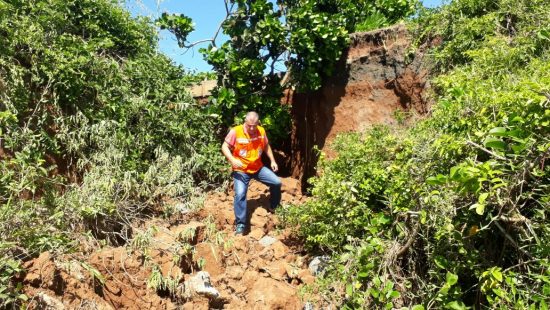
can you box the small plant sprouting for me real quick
[130,226,158,252]
[178,227,196,243]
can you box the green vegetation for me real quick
[0,0,225,305]
[284,0,550,308]
[2,0,549,308]
[158,0,417,144]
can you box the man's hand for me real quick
[231,157,244,169]
[271,161,278,172]
[222,141,243,169]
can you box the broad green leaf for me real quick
[470,203,485,215]
[488,127,507,136]
[389,290,400,298]
[445,301,467,310]
[491,268,503,282]
[427,174,446,185]
[446,272,458,286]
[450,166,460,179]
[369,288,380,298]
[478,192,489,203]
[434,256,448,269]
[511,142,527,153]
[484,137,506,150]
[537,29,550,40]
[346,284,353,296]
[492,288,505,298]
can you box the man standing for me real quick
[221,111,281,235]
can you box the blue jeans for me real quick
[232,166,281,226]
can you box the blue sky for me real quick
[128,0,445,72]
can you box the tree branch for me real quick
[466,140,507,161]
[180,0,235,49]
[396,219,420,258]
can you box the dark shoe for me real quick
[235,223,246,235]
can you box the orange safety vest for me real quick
[232,124,267,174]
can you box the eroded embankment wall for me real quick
[284,24,432,190]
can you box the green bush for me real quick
[285,0,550,308]
[0,258,27,307]
[0,0,225,268]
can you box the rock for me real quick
[255,207,269,217]
[248,257,267,272]
[182,271,220,299]
[182,298,210,310]
[281,178,301,196]
[23,252,56,287]
[308,256,330,276]
[105,281,122,295]
[77,299,115,310]
[226,266,244,280]
[258,247,274,261]
[250,214,268,228]
[284,253,297,263]
[259,236,277,247]
[242,270,261,289]
[232,235,249,252]
[298,269,315,284]
[273,265,288,280]
[284,263,299,279]
[194,243,223,277]
[271,241,288,259]
[303,301,315,310]
[174,202,191,214]
[247,277,301,309]
[298,268,312,278]
[159,259,183,279]
[264,261,288,280]
[301,274,316,285]
[282,192,294,202]
[37,292,65,310]
[249,228,265,240]
[295,256,307,268]
[152,230,175,251]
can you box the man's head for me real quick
[244,111,260,133]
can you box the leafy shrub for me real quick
[0,0,226,282]
[285,0,550,308]
[0,258,27,308]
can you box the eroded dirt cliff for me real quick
[286,24,432,189]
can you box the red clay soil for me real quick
[287,24,432,190]
[21,177,312,309]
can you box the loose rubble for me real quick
[21,177,316,309]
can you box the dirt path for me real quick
[20,177,314,309]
